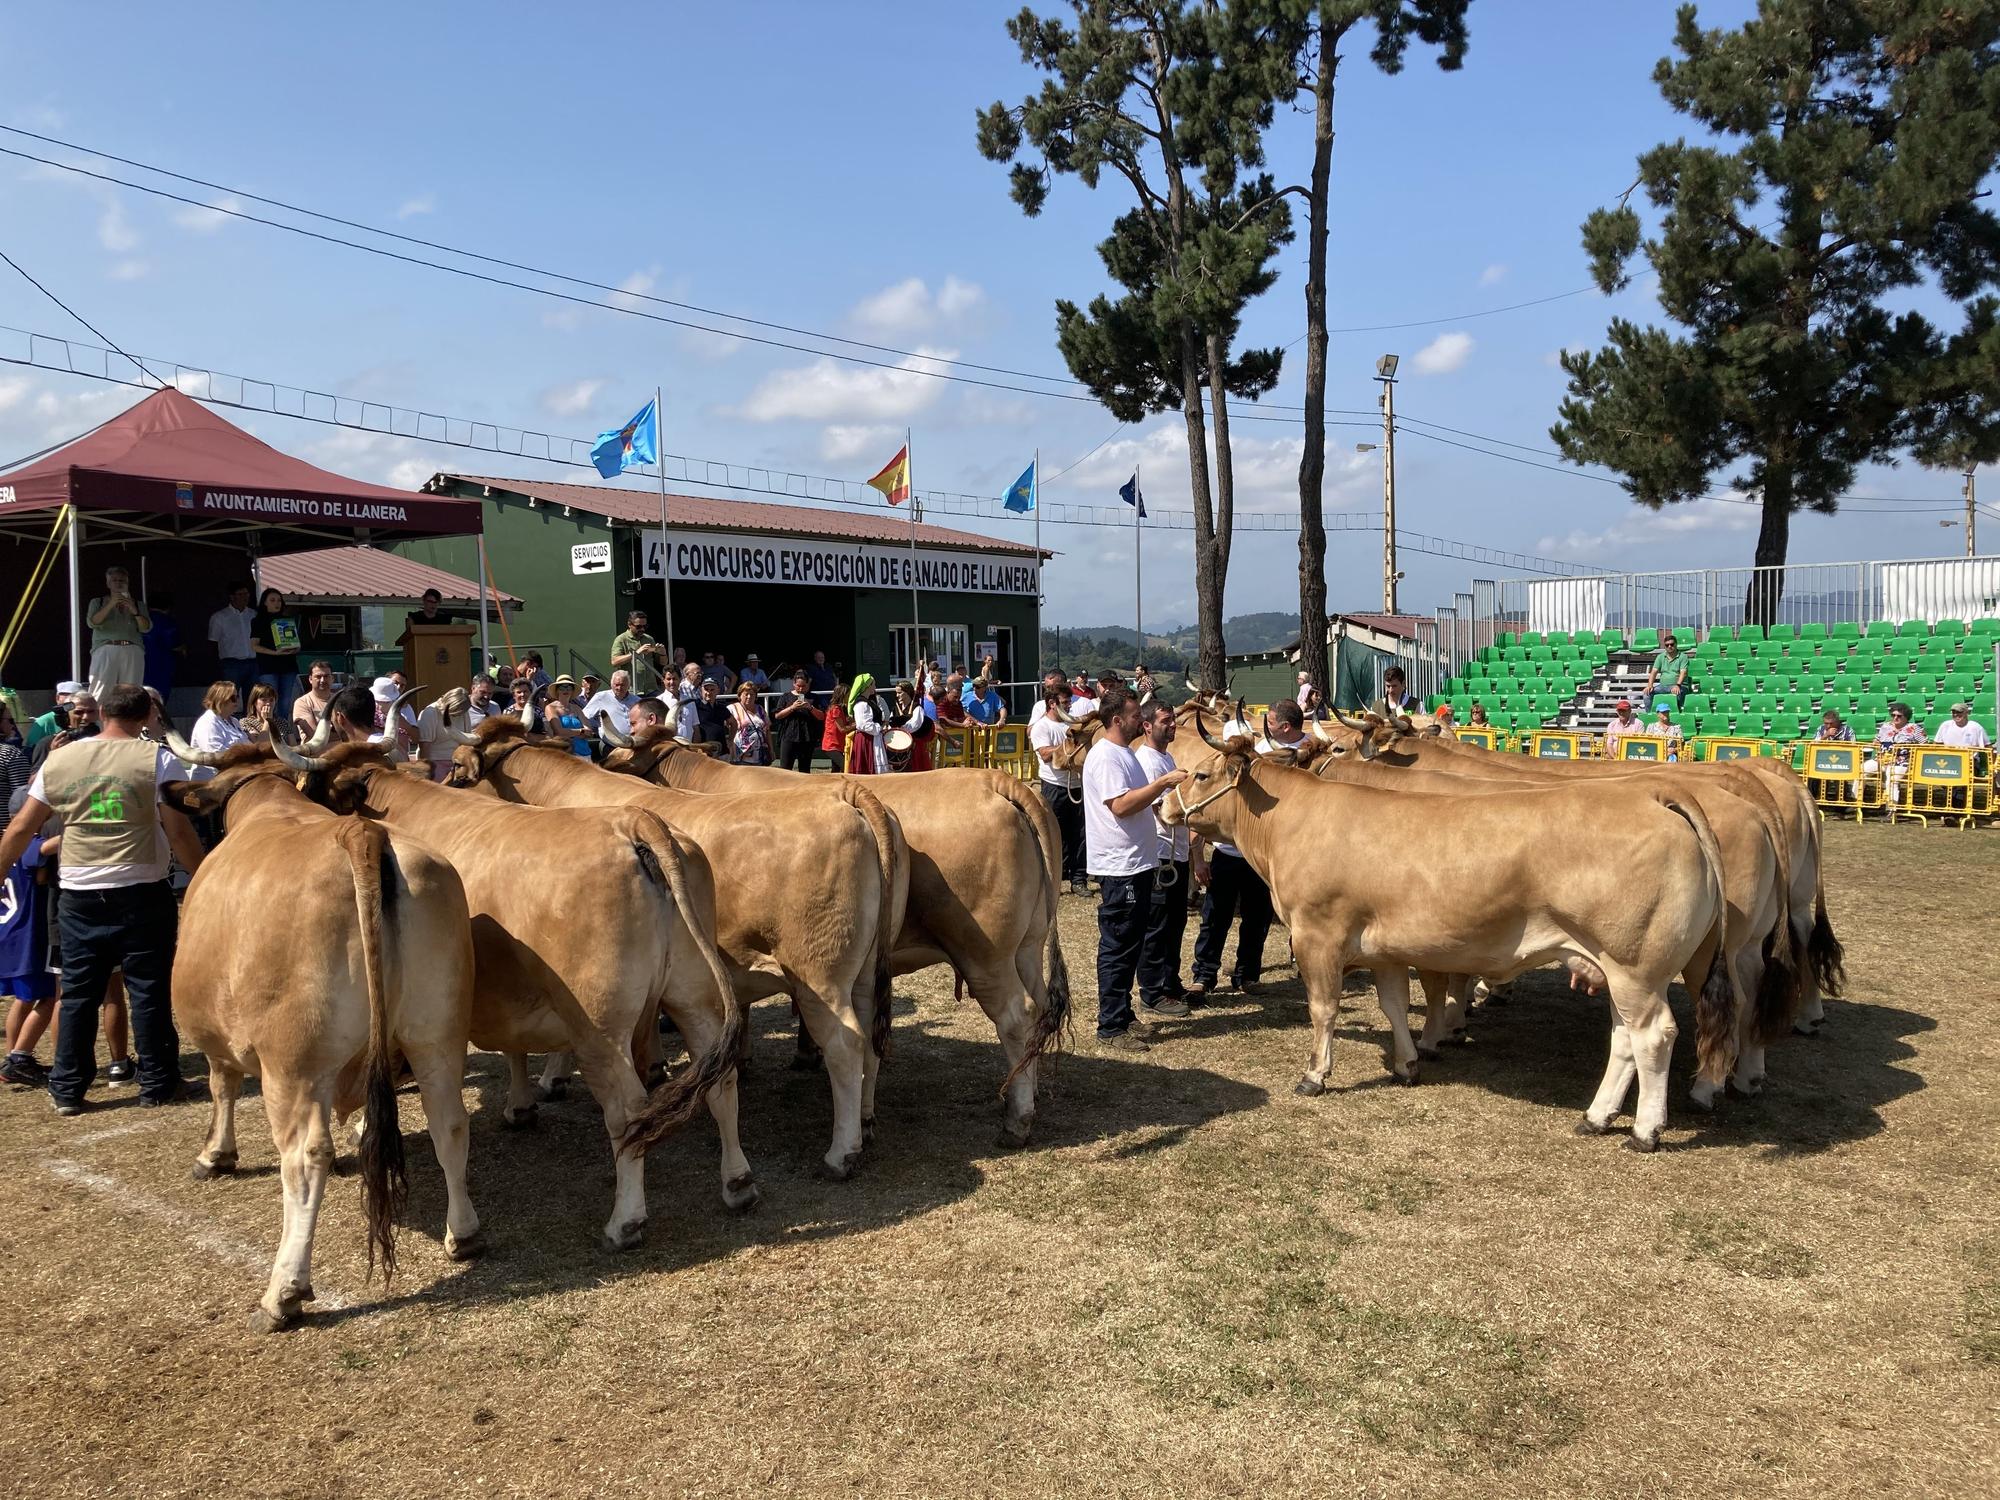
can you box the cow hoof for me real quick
[817,1152,862,1183]
[1416,1044,1441,1062]
[723,1174,761,1213]
[537,1077,569,1103]
[1687,1083,1718,1112]
[1727,1076,1765,1099]
[994,1120,1032,1150]
[247,1303,297,1335]
[1623,1131,1661,1154]
[861,1115,876,1145]
[1394,1066,1421,1087]
[1574,1116,1614,1137]
[1294,1076,1326,1098]
[1447,1031,1472,1047]
[500,1105,538,1130]
[445,1229,485,1262]
[1792,1022,1820,1038]
[190,1154,237,1181]
[600,1220,646,1253]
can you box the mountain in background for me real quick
[1040,611,1301,680]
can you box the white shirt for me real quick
[465,696,503,726]
[189,709,248,783]
[583,690,639,725]
[1029,695,1098,724]
[1081,738,1155,877]
[1935,717,1990,748]
[675,681,700,740]
[1028,713,1079,788]
[1135,743,1189,863]
[1205,718,1256,859]
[27,743,181,890]
[207,603,256,659]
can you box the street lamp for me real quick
[1374,354,1400,613]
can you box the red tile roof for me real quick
[259,547,520,608]
[437,473,1045,557]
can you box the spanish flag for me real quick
[866,444,912,506]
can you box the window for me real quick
[890,624,967,681]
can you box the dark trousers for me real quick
[1140,858,1190,1002]
[1192,850,1274,989]
[220,657,259,703]
[776,739,815,773]
[1094,869,1154,1039]
[51,880,181,1105]
[1041,780,1085,885]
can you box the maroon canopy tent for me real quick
[0,387,488,684]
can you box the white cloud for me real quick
[396,194,436,219]
[1478,263,1507,287]
[850,275,986,336]
[1412,331,1473,375]
[676,328,746,363]
[539,378,608,418]
[171,196,242,233]
[1534,495,1756,559]
[730,347,955,424]
[819,424,901,463]
[299,427,445,492]
[1052,418,1376,519]
[97,200,138,253]
[0,376,31,412]
[107,259,150,281]
[609,267,659,312]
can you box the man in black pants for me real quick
[1029,684,1086,892]
[771,670,824,773]
[1081,686,1187,1053]
[0,683,207,1114]
[1133,700,1192,1012]
[1189,702,1276,999]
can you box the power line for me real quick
[0,244,155,388]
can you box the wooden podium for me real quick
[397,620,475,710]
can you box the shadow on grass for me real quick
[307,993,1268,1326]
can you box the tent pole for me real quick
[67,508,82,684]
[477,533,491,674]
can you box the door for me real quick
[891,623,968,682]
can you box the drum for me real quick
[884,728,915,754]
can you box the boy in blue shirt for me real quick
[0,791,58,1087]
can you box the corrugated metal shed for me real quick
[435,473,1045,557]
[259,546,521,609]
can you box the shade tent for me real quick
[0,387,488,684]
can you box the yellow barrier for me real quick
[1896,745,1983,829]
[1802,740,1868,822]
[1610,734,1682,762]
[1697,735,1769,762]
[1526,730,1581,760]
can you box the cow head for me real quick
[446,714,544,788]
[1156,705,1264,841]
[1039,700,1103,774]
[284,739,402,815]
[598,722,720,782]
[153,738,300,826]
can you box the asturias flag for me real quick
[590,398,660,479]
[1002,458,1037,514]
[1119,471,1147,518]
[867,444,912,506]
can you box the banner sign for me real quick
[642,531,1038,597]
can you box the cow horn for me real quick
[1193,704,1226,751]
[161,727,227,767]
[446,713,480,746]
[1048,699,1075,725]
[270,735,333,773]
[389,685,426,723]
[518,701,536,730]
[1333,708,1371,733]
[302,714,333,752]
[1310,718,1333,742]
[1139,689,1154,706]
[595,711,633,749]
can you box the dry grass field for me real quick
[0,820,1995,1498]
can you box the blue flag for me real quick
[589,398,659,479]
[1002,459,1037,514]
[1119,471,1147,518]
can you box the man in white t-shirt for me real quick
[1081,686,1186,1052]
[1134,700,1193,1016]
[1028,689,1087,893]
[1190,700,1279,1000]
[584,669,641,729]
[1934,702,1990,748]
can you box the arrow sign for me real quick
[571,541,612,576]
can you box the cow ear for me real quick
[159,778,216,815]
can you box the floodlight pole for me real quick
[656,385,675,663]
[1377,356,1400,614]
[67,507,82,684]
[1966,469,1978,558]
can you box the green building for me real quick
[398,473,1046,691]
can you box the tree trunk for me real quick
[1207,329,1238,673]
[1744,473,1793,626]
[1295,23,1339,704]
[1181,324,1225,688]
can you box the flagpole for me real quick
[654,386,674,666]
[1033,448,1042,683]
[1134,461,1143,669]
[907,425,921,678]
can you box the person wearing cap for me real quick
[542,676,594,756]
[0,683,207,1114]
[610,611,668,697]
[738,654,770,693]
[961,674,1008,726]
[29,691,99,773]
[1432,701,1458,739]
[1604,698,1644,756]
[1652,704,1684,760]
[26,682,87,751]
[1933,702,1989,749]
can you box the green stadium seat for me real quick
[1898,619,1931,636]
[1865,620,1898,639]
[1527,645,1555,662]
[1767,624,1797,643]
[1735,624,1766,642]
[1934,618,1967,636]
[1682,693,1713,715]
[1968,618,2000,638]
[1799,622,1829,641]
[1595,629,1626,647]
[1519,632,1545,646]
[1494,632,1517,648]
[1544,630,1571,647]
[1464,661,1489,680]
[1631,628,1659,649]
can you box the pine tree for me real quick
[1551,2,2000,623]
[976,1,1294,687]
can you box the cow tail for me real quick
[339,819,407,1284]
[991,774,1071,1090]
[1808,888,1846,1000]
[1661,795,1737,1086]
[840,784,903,1059]
[1752,804,1803,1043]
[621,815,744,1156]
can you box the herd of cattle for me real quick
[146,686,1842,1332]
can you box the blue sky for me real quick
[0,1,1984,629]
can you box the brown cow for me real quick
[280,737,745,1250]
[447,716,902,1178]
[160,739,481,1332]
[594,721,1071,1149]
[1160,723,1741,1150]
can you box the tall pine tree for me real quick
[976,1,1293,686]
[1551,2,2000,623]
